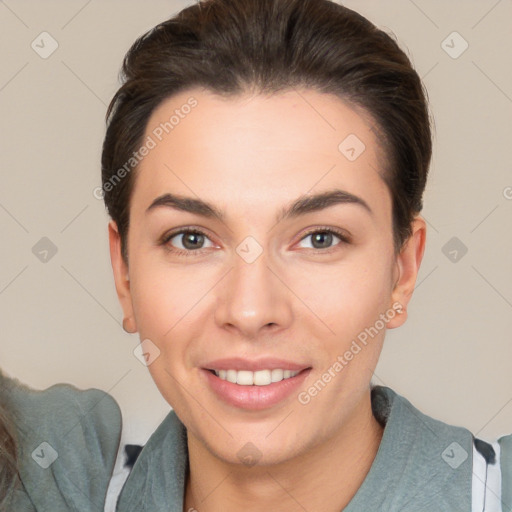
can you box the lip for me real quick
[201,366,312,410]
[202,357,310,372]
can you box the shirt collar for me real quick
[117,385,473,511]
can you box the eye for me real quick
[297,228,350,251]
[160,228,215,256]
[159,226,351,257]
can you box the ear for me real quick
[108,220,138,333]
[386,216,427,329]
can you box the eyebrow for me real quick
[145,189,373,223]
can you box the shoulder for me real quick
[1,372,122,511]
[376,385,512,512]
[368,385,474,510]
[3,374,122,449]
[2,371,118,414]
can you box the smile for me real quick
[202,366,312,410]
[210,368,301,386]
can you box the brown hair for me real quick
[101,0,432,264]
[0,374,19,508]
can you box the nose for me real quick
[214,247,293,340]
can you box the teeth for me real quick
[212,368,300,386]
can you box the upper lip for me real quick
[203,357,311,372]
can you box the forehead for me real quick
[131,87,390,219]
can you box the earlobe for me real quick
[387,216,427,329]
[122,317,137,334]
[108,220,138,334]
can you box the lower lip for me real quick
[202,368,312,410]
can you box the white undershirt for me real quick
[472,440,502,512]
[104,440,134,512]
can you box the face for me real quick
[109,87,425,466]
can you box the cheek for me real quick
[132,267,195,404]
[129,255,211,339]
[290,251,395,339]
[294,256,393,420]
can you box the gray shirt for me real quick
[1,374,122,511]
[116,385,479,511]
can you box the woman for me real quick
[0,369,122,511]
[100,0,512,510]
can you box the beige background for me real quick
[0,0,511,445]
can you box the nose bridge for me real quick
[214,242,291,335]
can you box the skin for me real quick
[109,87,426,512]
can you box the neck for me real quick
[183,390,384,512]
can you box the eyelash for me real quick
[159,228,213,258]
[159,226,351,258]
